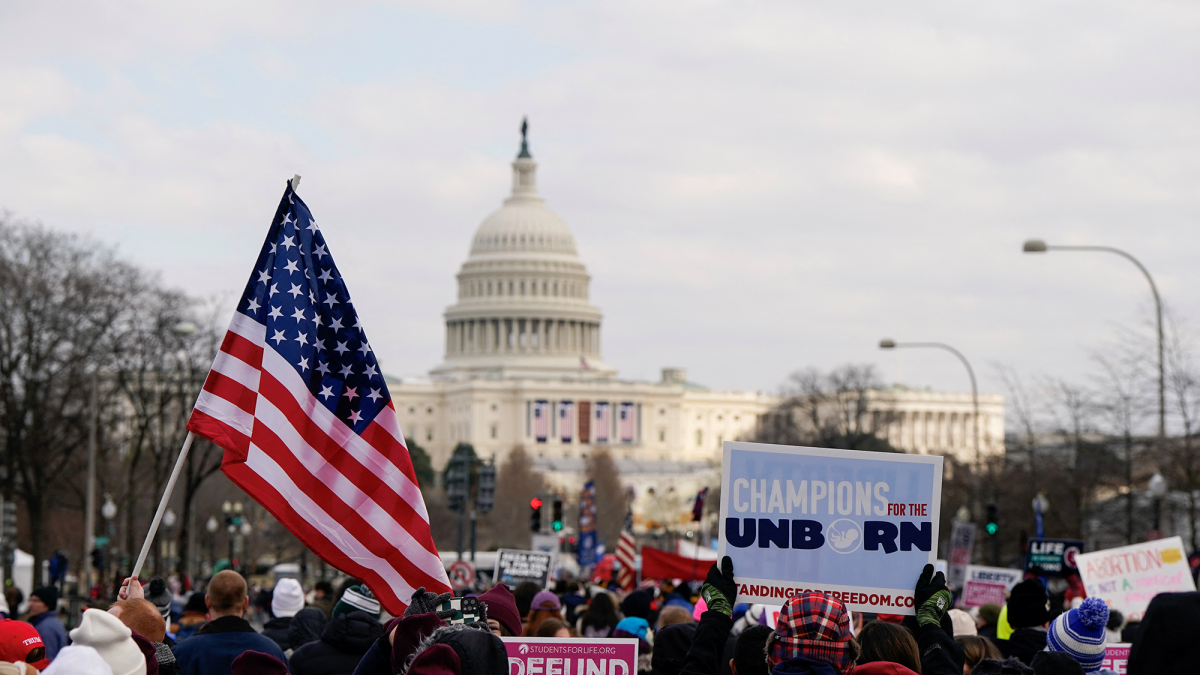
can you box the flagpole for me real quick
[131,431,195,580]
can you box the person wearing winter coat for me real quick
[1041,597,1114,674]
[351,587,459,675]
[1126,590,1200,675]
[290,610,383,675]
[854,621,920,674]
[993,580,1053,666]
[176,593,209,641]
[171,570,289,674]
[262,578,306,652]
[287,607,329,654]
[27,587,68,662]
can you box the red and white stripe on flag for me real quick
[186,183,449,615]
[616,530,637,591]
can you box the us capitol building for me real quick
[386,127,1004,522]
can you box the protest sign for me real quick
[961,565,1023,608]
[495,549,555,587]
[947,520,976,589]
[1076,536,1196,617]
[1100,644,1129,674]
[1024,538,1084,577]
[503,637,639,675]
[718,441,943,614]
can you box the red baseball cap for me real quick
[0,619,49,670]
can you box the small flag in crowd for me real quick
[186,180,450,614]
[616,505,637,590]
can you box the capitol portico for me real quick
[386,125,1004,524]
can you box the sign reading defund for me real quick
[718,441,943,614]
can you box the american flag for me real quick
[618,402,636,443]
[558,401,573,442]
[594,402,611,443]
[533,400,550,442]
[615,509,637,591]
[186,181,450,614]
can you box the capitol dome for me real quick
[432,122,615,380]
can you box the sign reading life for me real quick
[719,441,943,614]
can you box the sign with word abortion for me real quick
[495,549,555,588]
[1076,536,1196,617]
[503,637,639,675]
[961,565,1024,608]
[947,520,976,590]
[1025,538,1084,577]
[718,441,943,614]
[1100,644,1129,674]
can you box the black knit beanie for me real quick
[1006,579,1051,629]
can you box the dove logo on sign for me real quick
[827,519,862,554]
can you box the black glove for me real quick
[405,586,455,619]
[913,564,951,628]
[914,564,947,608]
[700,556,737,616]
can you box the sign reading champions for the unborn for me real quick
[718,441,943,615]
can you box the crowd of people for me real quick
[0,558,1196,674]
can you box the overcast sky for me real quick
[3,1,1198,433]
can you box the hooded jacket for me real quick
[262,616,293,653]
[288,607,329,652]
[409,626,508,675]
[291,610,384,675]
[1127,591,1200,675]
[350,613,447,675]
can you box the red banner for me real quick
[641,546,710,582]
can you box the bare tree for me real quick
[1163,311,1200,549]
[756,364,898,451]
[585,448,625,546]
[1091,345,1156,544]
[0,218,139,573]
[491,446,545,549]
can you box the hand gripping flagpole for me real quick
[131,431,195,581]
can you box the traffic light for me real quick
[986,502,999,537]
[530,497,543,532]
[91,547,106,570]
[0,500,16,543]
[476,463,496,514]
[552,499,564,532]
[445,449,471,512]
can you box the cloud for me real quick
[1,0,1199,431]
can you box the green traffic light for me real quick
[986,522,998,536]
[552,520,563,532]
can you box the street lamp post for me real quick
[879,340,981,465]
[101,495,117,594]
[205,516,219,573]
[1149,472,1168,539]
[1032,492,1050,539]
[161,508,176,576]
[1023,240,1165,437]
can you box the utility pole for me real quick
[84,372,98,594]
